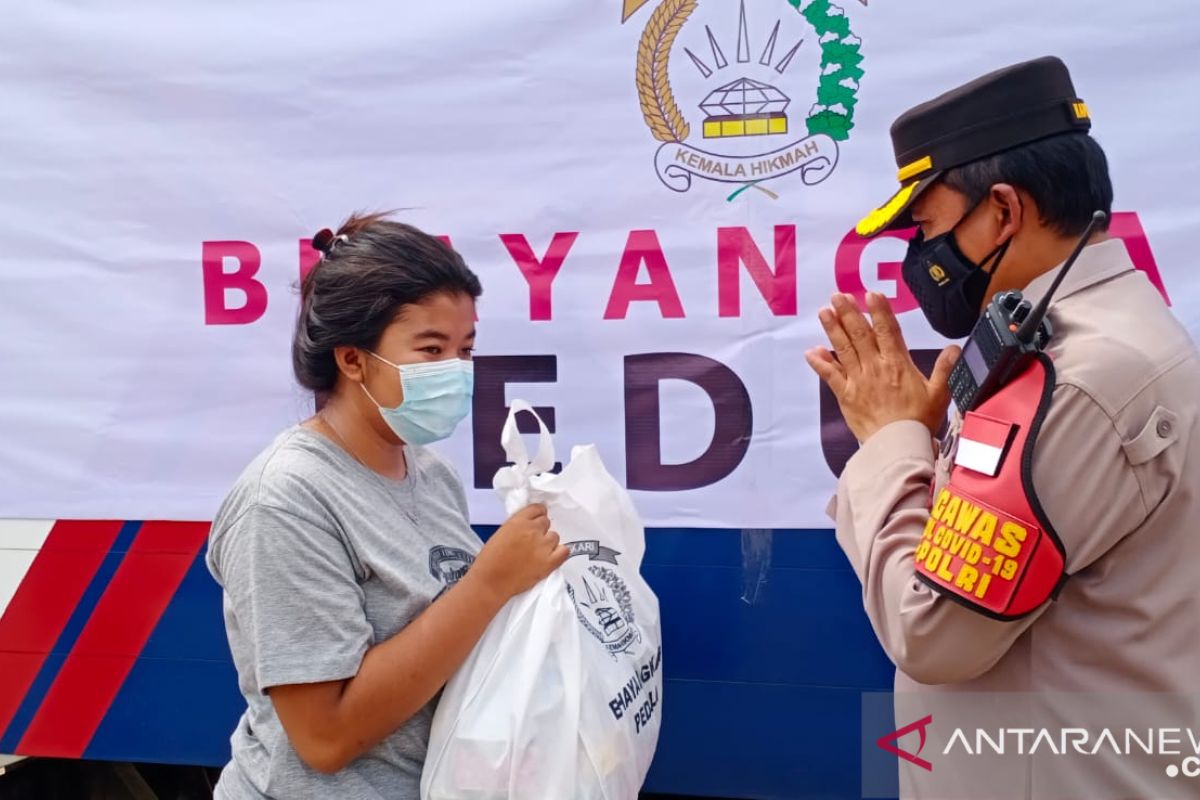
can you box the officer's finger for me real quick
[818,307,859,373]
[805,347,847,395]
[929,344,962,390]
[866,292,907,358]
[832,293,879,361]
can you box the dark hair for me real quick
[941,132,1113,237]
[292,212,482,395]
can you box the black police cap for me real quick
[856,56,1092,238]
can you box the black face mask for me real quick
[901,215,1012,339]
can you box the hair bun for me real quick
[311,228,336,254]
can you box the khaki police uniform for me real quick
[830,239,1200,798]
[830,54,1200,798]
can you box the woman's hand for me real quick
[270,503,569,774]
[470,503,570,601]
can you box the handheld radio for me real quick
[947,210,1108,414]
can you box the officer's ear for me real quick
[987,183,1023,245]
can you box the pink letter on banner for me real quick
[834,227,918,314]
[604,230,685,320]
[202,241,267,325]
[500,232,578,321]
[717,226,797,317]
[1110,212,1170,304]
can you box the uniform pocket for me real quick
[1121,405,1179,465]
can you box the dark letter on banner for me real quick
[624,353,752,491]
[472,356,559,488]
[820,349,947,477]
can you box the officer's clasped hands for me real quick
[805,291,961,442]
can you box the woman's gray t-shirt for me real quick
[206,426,482,799]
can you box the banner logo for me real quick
[624,0,863,200]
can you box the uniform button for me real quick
[1157,419,1173,437]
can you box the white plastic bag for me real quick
[421,401,663,800]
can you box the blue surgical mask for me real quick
[360,353,474,445]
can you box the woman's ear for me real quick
[989,183,1023,245]
[334,346,367,383]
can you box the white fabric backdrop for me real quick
[0,0,1195,526]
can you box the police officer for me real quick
[807,56,1200,798]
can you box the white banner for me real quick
[0,0,1196,527]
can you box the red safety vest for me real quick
[914,354,1068,620]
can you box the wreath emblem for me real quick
[630,0,864,199]
[565,565,644,658]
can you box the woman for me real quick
[206,213,568,799]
